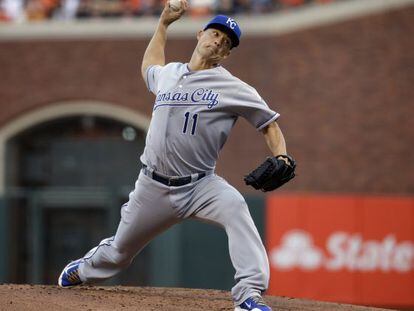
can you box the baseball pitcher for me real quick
[58,2,296,310]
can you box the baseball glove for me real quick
[244,155,296,192]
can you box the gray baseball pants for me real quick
[78,170,270,305]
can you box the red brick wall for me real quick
[0,7,413,194]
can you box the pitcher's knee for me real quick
[221,193,248,219]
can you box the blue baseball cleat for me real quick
[235,295,272,311]
[58,259,84,288]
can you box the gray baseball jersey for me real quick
[141,62,280,176]
[70,61,278,308]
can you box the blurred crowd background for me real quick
[0,0,346,22]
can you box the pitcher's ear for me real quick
[197,30,204,40]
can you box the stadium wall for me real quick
[0,7,413,194]
[0,4,413,309]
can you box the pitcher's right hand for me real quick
[160,0,189,26]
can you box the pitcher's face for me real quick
[195,28,232,62]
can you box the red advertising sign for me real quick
[266,195,414,307]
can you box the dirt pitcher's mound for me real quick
[0,284,393,310]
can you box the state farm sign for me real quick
[266,195,414,307]
[271,230,414,272]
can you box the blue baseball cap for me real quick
[203,15,241,48]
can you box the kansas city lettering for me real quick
[155,88,219,109]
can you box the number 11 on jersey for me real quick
[182,112,198,135]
